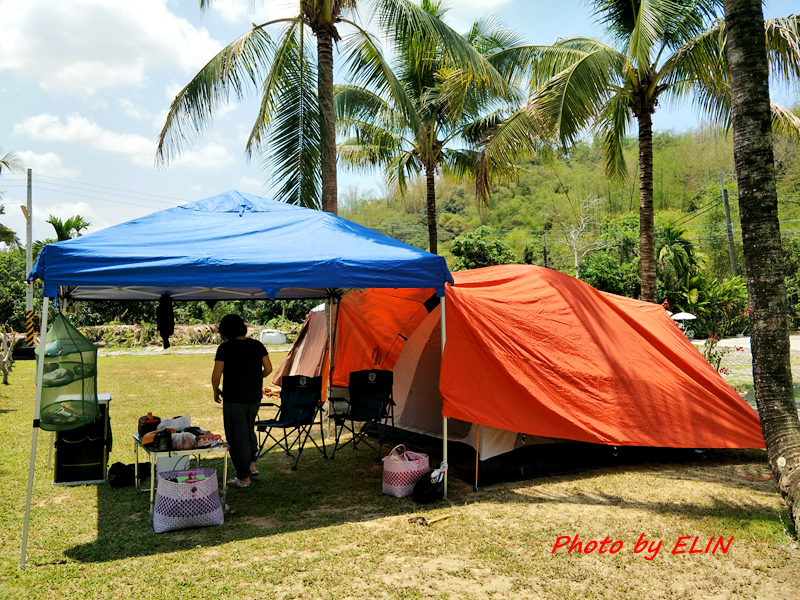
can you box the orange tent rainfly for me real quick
[440,265,764,449]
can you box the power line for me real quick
[30,182,181,211]
[1,173,190,210]
[34,174,189,203]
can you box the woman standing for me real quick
[212,314,272,487]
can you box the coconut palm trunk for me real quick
[724,0,800,529]
[316,27,338,215]
[425,165,437,254]
[636,109,657,302]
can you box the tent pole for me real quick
[21,295,50,568]
[440,296,448,499]
[326,297,332,404]
[475,425,480,491]
[326,297,335,440]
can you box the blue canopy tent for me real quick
[29,190,453,300]
[21,190,453,566]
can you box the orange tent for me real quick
[277,264,764,451]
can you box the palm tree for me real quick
[0,151,24,247]
[334,3,522,253]
[723,0,800,531]
[32,215,91,258]
[482,1,800,303]
[156,0,506,215]
[46,215,91,241]
[656,223,700,293]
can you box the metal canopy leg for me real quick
[21,296,50,568]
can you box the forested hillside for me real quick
[1,123,799,338]
[342,124,799,272]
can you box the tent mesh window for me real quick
[35,313,99,431]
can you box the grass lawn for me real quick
[1,349,799,599]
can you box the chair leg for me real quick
[291,424,316,471]
[318,409,328,459]
[330,421,345,459]
[280,429,292,456]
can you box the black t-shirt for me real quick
[214,338,269,403]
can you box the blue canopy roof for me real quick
[30,190,453,300]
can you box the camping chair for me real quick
[330,369,395,460]
[255,375,326,470]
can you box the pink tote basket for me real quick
[381,444,430,498]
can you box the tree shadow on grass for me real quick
[62,440,787,564]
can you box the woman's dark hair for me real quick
[218,314,248,340]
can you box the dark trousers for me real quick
[223,401,260,480]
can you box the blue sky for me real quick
[1,0,798,243]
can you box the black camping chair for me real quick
[330,369,395,460]
[255,375,326,470]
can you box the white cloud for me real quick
[205,0,296,25]
[238,177,266,193]
[14,151,80,179]
[0,0,221,94]
[14,113,154,165]
[170,143,235,171]
[439,0,515,32]
[118,99,147,120]
[14,113,234,171]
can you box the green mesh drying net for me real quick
[35,313,98,431]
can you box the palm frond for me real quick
[657,0,722,51]
[771,102,800,141]
[246,20,308,157]
[464,14,526,55]
[658,22,729,124]
[663,15,799,130]
[0,151,24,173]
[626,0,666,68]
[156,24,277,166]
[460,110,510,146]
[0,225,20,247]
[595,92,632,180]
[523,39,618,91]
[471,108,540,204]
[335,85,407,135]
[334,82,411,171]
[338,133,407,170]
[338,23,421,135]
[260,49,322,209]
[440,148,478,181]
[659,22,724,91]
[372,0,511,98]
[765,16,800,84]
[385,151,422,194]
[528,45,624,146]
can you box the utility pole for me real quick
[720,173,738,275]
[542,234,548,268]
[25,169,34,347]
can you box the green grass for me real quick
[1,352,799,599]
